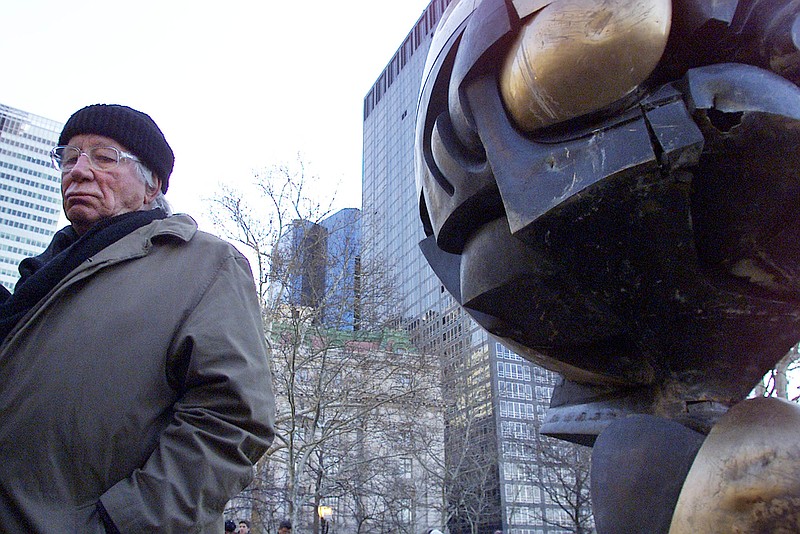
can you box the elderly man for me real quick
[0,104,274,533]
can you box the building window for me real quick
[400,457,412,479]
[398,499,412,523]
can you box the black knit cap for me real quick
[58,104,174,193]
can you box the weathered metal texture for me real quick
[500,0,672,131]
[415,0,800,434]
[669,397,800,533]
[590,415,706,534]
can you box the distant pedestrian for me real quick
[278,519,292,534]
[238,519,251,534]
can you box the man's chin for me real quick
[64,209,102,235]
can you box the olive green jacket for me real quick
[0,214,275,533]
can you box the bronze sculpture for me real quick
[414,0,800,531]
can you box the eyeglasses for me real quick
[50,145,141,173]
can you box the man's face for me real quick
[238,522,250,534]
[278,528,289,534]
[60,134,159,234]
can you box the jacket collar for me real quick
[75,214,199,268]
[133,213,198,244]
[0,214,200,349]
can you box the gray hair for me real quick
[135,162,172,215]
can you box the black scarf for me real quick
[0,209,167,343]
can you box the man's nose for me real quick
[68,153,94,178]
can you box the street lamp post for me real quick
[318,505,332,534]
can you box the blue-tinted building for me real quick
[319,207,361,329]
[273,208,362,330]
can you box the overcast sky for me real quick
[1,0,433,229]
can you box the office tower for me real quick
[362,2,572,533]
[277,218,329,311]
[0,103,63,290]
[319,208,361,329]
[273,208,362,330]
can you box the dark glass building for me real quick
[362,2,568,533]
[274,208,362,331]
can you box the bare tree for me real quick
[210,160,444,533]
[528,436,594,534]
[446,442,500,533]
[753,343,800,402]
[405,316,503,534]
[325,368,443,534]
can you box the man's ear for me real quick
[145,176,162,203]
